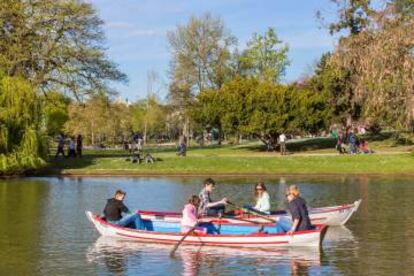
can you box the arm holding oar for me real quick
[171,195,207,256]
[227,201,277,223]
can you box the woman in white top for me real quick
[253,182,271,214]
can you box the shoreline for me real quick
[23,170,414,178]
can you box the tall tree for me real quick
[167,13,236,141]
[167,13,236,93]
[0,0,127,98]
[318,0,372,35]
[240,27,290,83]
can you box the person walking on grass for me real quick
[103,190,144,229]
[55,134,65,158]
[279,133,287,155]
[198,178,227,216]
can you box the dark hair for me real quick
[115,189,126,197]
[204,178,216,186]
[254,182,267,199]
[188,195,200,206]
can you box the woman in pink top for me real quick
[181,195,207,234]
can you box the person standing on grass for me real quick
[336,131,346,154]
[286,185,313,235]
[55,134,65,158]
[76,134,83,158]
[348,131,358,154]
[67,137,76,158]
[198,178,227,216]
[103,190,144,229]
[279,133,287,155]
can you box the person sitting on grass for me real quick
[103,190,144,229]
[181,195,207,234]
[359,139,373,154]
[198,178,227,216]
[286,185,313,235]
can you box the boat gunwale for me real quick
[138,200,359,217]
[89,213,326,238]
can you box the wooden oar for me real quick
[220,215,270,225]
[170,223,203,257]
[226,201,277,223]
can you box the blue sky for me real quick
[90,0,339,101]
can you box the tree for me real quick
[191,77,330,148]
[167,13,236,141]
[0,0,127,98]
[0,76,46,173]
[328,2,414,130]
[309,53,360,125]
[42,92,70,136]
[240,27,290,83]
[131,96,166,142]
[167,13,236,93]
[318,0,372,35]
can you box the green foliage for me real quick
[131,95,166,139]
[0,77,47,175]
[321,0,372,35]
[0,76,42,153]
[43,92,70,136]
[240,28,290,83]
[309,53,360,125]
[192,77,330,144]
[0,0,127,98]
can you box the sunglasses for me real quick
[285,193,291,197]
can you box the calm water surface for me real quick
[1,176,414,275]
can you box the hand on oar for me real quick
[227,201,277,223]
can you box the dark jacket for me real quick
[103,198,129,221]
[288,197,313,231]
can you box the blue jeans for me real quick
[114,213,144,229]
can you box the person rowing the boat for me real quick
[103,189,144,229]
[198,178,227,217]
[181,195,207,234]
[286,185,313,235]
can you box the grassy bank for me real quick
[39,136,414,176]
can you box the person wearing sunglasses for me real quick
[286,185,313,235]
[252,182,271,214]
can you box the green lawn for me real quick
[40,136,414,175]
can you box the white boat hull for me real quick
[86,212,328,248]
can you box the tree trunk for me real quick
[144,120,148,145]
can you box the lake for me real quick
[1,176,413,275]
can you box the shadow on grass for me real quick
[234,137,337,153]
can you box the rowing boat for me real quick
[138,199,362,226]
[86,211,329,248]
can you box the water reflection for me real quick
[87,237,326,275]
[2,176,414,275]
